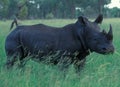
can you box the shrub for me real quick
[45,13,54,19]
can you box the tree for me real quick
[18,5,28,19]
[76,0,111,16]
[7,0,28,19]
[110,7,120,17]
[7,0,18,19]
[97,0,111,14]
[0,0,113,19]
[0,0,9,19]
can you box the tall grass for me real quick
[0,18,120,87]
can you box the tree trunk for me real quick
[98,0,102,14]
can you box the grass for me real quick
[0,18,120,87]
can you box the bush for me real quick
[45,13,54,19]
[18,6,28,19]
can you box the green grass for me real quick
[0,18,120,87]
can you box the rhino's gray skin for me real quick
[5,15,114,72]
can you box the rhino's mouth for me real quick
[90,47,114,55]
[96,49,114,55]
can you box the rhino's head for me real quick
[77,14,114,54]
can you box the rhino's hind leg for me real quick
[5,45,24,69]
[6,54,19,69]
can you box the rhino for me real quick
[5,14,114,72]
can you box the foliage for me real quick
[104,7,120,17]
[109,7,120,17]
[0,0,114,19]
[7,0,18,19]
[45,13,54,19]
[0,0,9,19]
[18,5,28,19]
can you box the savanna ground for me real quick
[0,18,120,87]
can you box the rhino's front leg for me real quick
[57,56,72,74]
[74,58,86,74]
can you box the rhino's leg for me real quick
[74,58,86,74]
[58,55,72,74]
[5,44,24,69]
[6,53,19,69]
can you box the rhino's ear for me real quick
[102,29,107,34]
[94,14,103,24]
[78,16,87,25]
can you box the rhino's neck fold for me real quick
[74,22,90,54]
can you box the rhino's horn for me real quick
[107,24,113,40]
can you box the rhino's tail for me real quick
[10,18,18,30]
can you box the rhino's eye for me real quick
[93,38,97,41]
